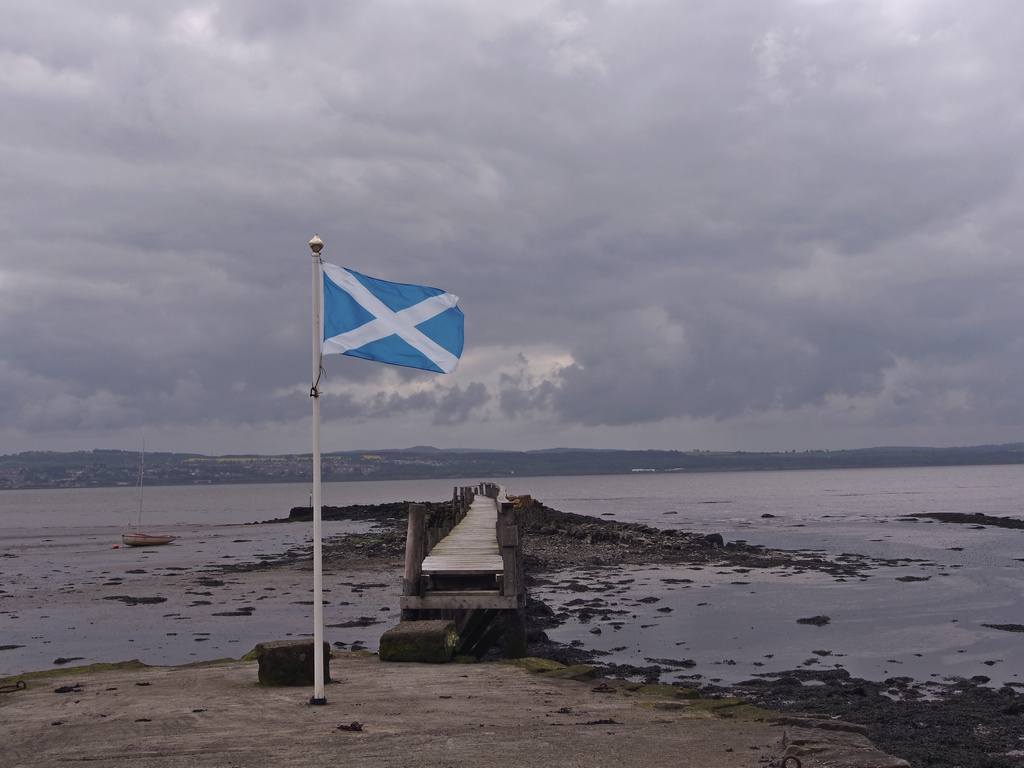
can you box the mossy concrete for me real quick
[0,660,151,689]
[497,657,597,681]
[378,619,460,663]
[538,664,598,681]
[499,657,568,674]
[254,639,330,686]
[635,682,700,699]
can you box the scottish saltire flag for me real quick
[321,263,464,373]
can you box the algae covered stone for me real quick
[255,640,331,686]
[379,620,460,663]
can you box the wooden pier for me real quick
[399,483,526,658]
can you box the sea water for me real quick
[523,466,1024,687]
[1,466,1022,686]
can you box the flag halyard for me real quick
[321,262,464,373]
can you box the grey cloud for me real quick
[499,357,557,419]
[3,1,1024,453]
[318,382,491,428]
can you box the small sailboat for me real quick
[121,442,177,547]
[121,531,177,547]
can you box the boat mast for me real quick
[139,438,145,528]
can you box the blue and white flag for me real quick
[321,262,464,374]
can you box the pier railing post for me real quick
[402,503,426,621]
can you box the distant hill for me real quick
[2,443,1024,490]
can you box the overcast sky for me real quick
[2,1,1023,456]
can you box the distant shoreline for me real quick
[3,443,1024,490]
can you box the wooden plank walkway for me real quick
[420,493,504,576]
[398,483,527,655]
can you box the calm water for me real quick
[1,466,1022,686]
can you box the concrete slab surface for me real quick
[1,653,908,767]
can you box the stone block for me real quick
[255,640,331,686]
[379,620,460,663]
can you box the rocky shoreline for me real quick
[260,498,1024,768]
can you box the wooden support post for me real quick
[498,500,527,658]
[402,503,426,621]
[502,610,527,659]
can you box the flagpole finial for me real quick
[309,234,323,255]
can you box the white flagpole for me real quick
[308,234,327,705]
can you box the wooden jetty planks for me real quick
[420,493,504,575]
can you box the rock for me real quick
[103,595,167,606]
[982,623,1024,633]
[797,615,832,626]
[525,598,555,618]
[774,676,804,687]
[255,640,331,687]
[704,533,725,547]
[379,620,460,663]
